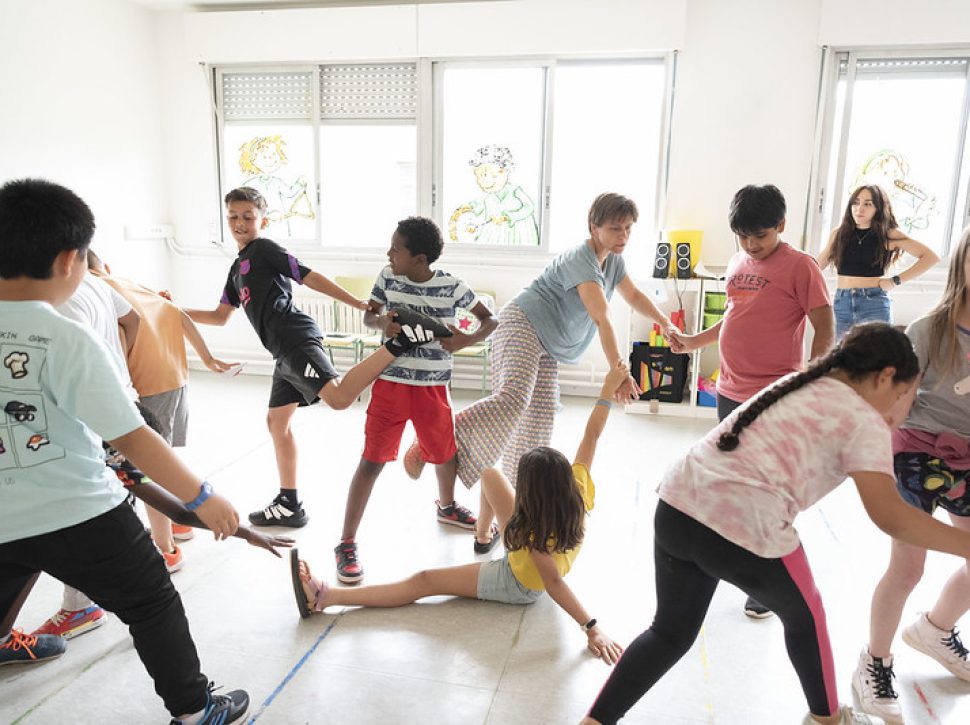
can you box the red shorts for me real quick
[363,379,456,464]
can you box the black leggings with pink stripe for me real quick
[588,501,838,724]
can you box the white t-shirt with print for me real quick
[0,300,143,543]
[56,272,138,401]
[658,375,894,558]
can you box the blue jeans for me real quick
[834,287,891,339]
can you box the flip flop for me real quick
[473,523,501,554]
[289,548,327,619]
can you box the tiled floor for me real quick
[4,372,970,724]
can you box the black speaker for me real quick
[653,242,671,278]
[675,242,692,279]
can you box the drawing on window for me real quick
[448,145,539,246]
[852,149,938,233]
[238,135,316,235]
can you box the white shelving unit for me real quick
[626,276,724,419]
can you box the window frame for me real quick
[807,47,970,263]
[211,53,674,263]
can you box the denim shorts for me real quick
[894,451,970,516]
[834,287,891,339]
[477,556,543,605]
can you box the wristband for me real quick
[185,481,213,512]
[582,618,598,633]
[595,399,613,410]
[891,275,902,286]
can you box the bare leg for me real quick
[434,456,458,506]
[146,505,175,554]
[319,347,396,410]
[267,403,299,490]
[475,486,495,545]
[927,513,970,630]
[341,458,386,540]
[868,538,927,658]
[301,560,481,609]
[475,467,514,545]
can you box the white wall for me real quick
[0,0,172,287]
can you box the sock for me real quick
[279,488,299,508]
[61,586,93,612]
[438,500,454,511]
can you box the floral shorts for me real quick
[894,451,970,516]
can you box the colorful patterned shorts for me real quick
[894,451,970,516]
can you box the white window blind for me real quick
[839,56,969,79]
[319,63,418,120]
[222,71,314,121]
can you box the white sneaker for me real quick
[801,704,879,724]
[852,648,902,724]
[902,612,970,681]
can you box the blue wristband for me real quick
[185,481,213,512]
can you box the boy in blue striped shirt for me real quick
[334,217,497,584]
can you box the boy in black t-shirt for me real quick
[185,187,450,528]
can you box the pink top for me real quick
[659,376,893,558]
[717,242,831,403]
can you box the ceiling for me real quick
[133,0,506,11]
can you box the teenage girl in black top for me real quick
[818,185,938,338]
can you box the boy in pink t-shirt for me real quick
[670,184,834,616]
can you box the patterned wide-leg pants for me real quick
[455,303,559,488]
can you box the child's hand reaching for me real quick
[354,298,370,312]
[438,325,468,353]
[240,528,295,557]
[203,356,239,374]
[601,359,638,404]
[587,626,624,665]
[194,492,239,540]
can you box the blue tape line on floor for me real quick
[246,617,339,723]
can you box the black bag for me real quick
[630,343,689,403]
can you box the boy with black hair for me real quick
[184,188,450,529]
[333,216,497,583]
[668,183,834,618]
[0,178,247,724]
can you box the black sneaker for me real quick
[384,308,453,356]
[248,494,308,528]
[169,682,250,724]
[334,540,363,584]
[743,595,773,619]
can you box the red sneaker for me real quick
[172,523,195,541]
[31,606,105,640]
[436,500,477,530]
[163,545,185,574]
[334,540,363,584]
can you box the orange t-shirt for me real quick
[96,273,188,397]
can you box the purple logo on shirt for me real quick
[240,286,251,307]
[240,259,251,275]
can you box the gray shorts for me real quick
[139,387,189,447]
[476,555,542,605]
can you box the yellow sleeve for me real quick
[572,463,595,513]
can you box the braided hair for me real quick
[717,322,919,452]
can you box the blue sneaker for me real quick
[169,682,250,724]
[0,628,67,666]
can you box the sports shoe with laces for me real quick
[436,500,477,530]
[801,704,876,724]
[169,681,249,725]
[164,545,185,574]
[402,439,426,480]
[384,308,453,356]
[31,605,105,640]
[852,648,902,724]
[902,612,970,680]
[334,540,363,584]
[172,523,195,541]
[0,629,66,666]
[248,494,308,528]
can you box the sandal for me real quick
[473,523,501,554]
[289,548,329,619]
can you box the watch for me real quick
[891,275,902,286]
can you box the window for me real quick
[217,64,418,247]
[434,58,668,256]
[215,57,670,255]
[813,53,970,258]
